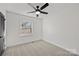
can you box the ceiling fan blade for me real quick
[40,3,49,10]
[28,3,36,10]
[39,11,48,14]
[27,11,36,13]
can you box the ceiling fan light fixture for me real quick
[36,11,40,15]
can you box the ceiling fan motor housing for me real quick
[36,6,39,9]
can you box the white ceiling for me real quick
[0,3,79,18]
[0,3,49,17]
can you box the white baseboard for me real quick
[43,39,79,55]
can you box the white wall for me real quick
[43,3,79,55]
[0,3,37,48]
[6,11,42,47]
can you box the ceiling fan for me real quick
[27,3,49,17]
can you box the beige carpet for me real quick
[2,40,78,56]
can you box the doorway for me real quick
[0,12,5,55]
